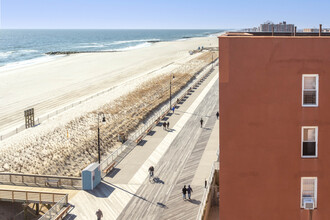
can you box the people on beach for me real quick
[96,209,103,220]
[187,185,193,200]
[200,118,203,128]
[182,185,187,200]
[166,121,169,130]
[163,122,166,130]
[148,166,154,177]
[216,111,219,119]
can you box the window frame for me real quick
[301,126,318,158]
[300,177,317,208]
[302,74,319,107]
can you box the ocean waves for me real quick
[74,38,161,51]
[0,29,225,70]
[0,49,38,59]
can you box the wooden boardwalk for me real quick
[67,68,219,220]
[117,80,218,220]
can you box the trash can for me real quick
[82,163,101,190]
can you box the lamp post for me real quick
[212,52,214,69]
[170,74,175,110]
[97,113,106,164]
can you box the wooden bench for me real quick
[103,162,116,174]
[45,179,60,187]
[135,135,144,144]
[54,205,71,220]
[145,125,153,134]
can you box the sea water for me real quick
[0,29,225,70]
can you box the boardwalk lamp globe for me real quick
[97,113,106,164]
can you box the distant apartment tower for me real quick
[219,32,330,219]
[260,21,294,32]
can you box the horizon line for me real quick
[0,28,229,30]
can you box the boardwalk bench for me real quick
[45,179,60,187]
[146,125,153,134]
[135,135,144,144]
[103,162,116,174]
[54,205,71,220]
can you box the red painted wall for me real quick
[219,36,330,220]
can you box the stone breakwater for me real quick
[46,41,161,55]
[45,51,118,55]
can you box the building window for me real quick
[302,74,318,106]
[301,177,317,208]
[301,127,318,158]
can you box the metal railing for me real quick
[196,161,219,220]
[38,194,68,220]
[100,59,218,176]
[0,189,67,204]
[0,172,81,189]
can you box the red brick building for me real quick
[219,33,330,220]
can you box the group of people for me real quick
[182,185,193,200]
[162,121,170,130]
[96,111,220,218]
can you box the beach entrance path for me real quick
[67,66,219,220]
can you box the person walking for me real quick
[148,166,154,177]
[200,118,203,128]
[96,209,103,220]
[216,111,219,119]
[166,121,169,130]
[187,185,193,200]
[182,185,187,200]
[172,106,175,113]
[163,121,166,130]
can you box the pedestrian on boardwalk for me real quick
[166,121,169,130]
[96,209,103,220]
[163,122,166,130]
[182,185,187,200]
[216,111,219,119]
[187,185,193,200]
[200,118,204,128]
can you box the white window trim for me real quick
[302,74,319,107]
[300,177,317,208]
[301,126,318,158]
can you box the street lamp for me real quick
[170,74,175,110]
[97,113,106,164]
[212,52,214,69]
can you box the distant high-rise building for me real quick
[260,21,294,32]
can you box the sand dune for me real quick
[0,50,218,177]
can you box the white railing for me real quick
[196,161,219,220]
[38,194,68,220]
[100,59,218,176]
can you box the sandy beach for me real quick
[0,34,219,176]
[0,36,218,135]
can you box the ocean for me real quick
[0,29,224,70]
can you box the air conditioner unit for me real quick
[303,198,315,210]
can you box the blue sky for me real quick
[1,0,329,29]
